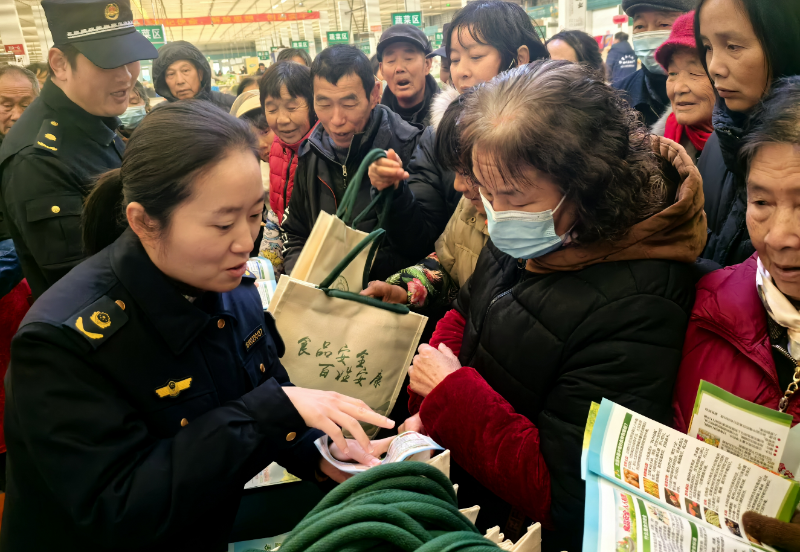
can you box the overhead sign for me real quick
[291,40,310,51]
[271,46,282,52]
[565,0,586,31]
[257,50,270,58]
[390,12,422,27]
[357,43,371,55]
[612,14,628,24]
[527,3,557,19]
[135,25,167,48]
[370,25,382,32]
[133,12,320,27]
[327,31,350,43]
[4,44,25,55]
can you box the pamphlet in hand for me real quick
[246,257,277,310]
[582,399,800,551]
[688,381,793,473]
[315,431,444,474]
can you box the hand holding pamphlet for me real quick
[315,431,444,474]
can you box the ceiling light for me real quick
[272,3,279,7]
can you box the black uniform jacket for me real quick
[0,80,125,298]
[1,228,322,552]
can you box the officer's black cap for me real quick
[377,25,432,62]
[43,0,158,69]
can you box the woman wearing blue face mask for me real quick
[405,61,707,552]
[118,80,150,140]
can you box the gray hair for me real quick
[459,60,664,245]
[741,76,800,177]
[0,64,40,95]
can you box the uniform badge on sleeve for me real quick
[64,295,128,348]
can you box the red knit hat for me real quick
[655,11,698,71]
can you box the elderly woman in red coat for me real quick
[673,77,800,550]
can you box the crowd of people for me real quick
[1,0,800,550]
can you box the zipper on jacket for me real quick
[283,149,294,213]
[466,262,526,366]
[309,139,353,190]
[772,344,800,412]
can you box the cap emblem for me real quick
[105,3,120,20]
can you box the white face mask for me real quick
[632,30,671,76]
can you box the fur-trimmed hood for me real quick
[429,85,460,131]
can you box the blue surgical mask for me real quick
[632,30,671,76]
[480,190,568,259]
[119,105,146,129]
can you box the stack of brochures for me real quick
[583,383,800,551]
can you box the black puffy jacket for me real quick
[282,105,428,281]
[698,101,755,266]
[452,242,696,552]
[153,41,236,111]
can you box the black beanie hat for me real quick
[622,0,695,16]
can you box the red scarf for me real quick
[664,112,712,153]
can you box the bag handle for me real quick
[336,149,390,227]
[318,229,410,315]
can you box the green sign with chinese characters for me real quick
[390,11,422,27]
[327,31,350,43]
[257,51,270,59]
[357,42,371,55]
[271,46,281,52]
[526,3,557,19]
[291,40,310,51]
[135,25,167,49]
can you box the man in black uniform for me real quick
[0,0,157,298]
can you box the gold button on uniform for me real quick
[286,432,297,442]
[180,418,189,427]
[51,206,60,213]
[217,319,225,329]
[115,300,125,310]
[259,363,266,373]
[468,217,476,224]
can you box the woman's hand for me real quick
[319,437,395,483]
[742,511,800,551]
[368,148,408,191]
[282,387,394,458]
[360,281,408,304]
[408,343,461,397]
[398,413,425,435]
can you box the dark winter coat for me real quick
[605,40,637,85]
[698,101,755,266]
[614,66,669,127]
[282,105,427,281]
[153,41,236,112]
[412,136,706,552]
[380,74,440,129]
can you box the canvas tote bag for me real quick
[269,229,427,436]
[291,149,391,293]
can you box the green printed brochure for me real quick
[688,381,793,473]
[582,399,800,552]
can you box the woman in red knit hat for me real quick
[649,11,714,163]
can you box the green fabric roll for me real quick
[278,463,503,552]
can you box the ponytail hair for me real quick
[82,101,259,255]
[82,169,125,255]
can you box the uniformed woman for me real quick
[1,100,394,552]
